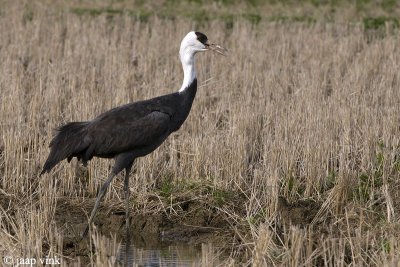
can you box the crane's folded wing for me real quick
[87,111,172,156]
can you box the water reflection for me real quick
[113,222,219,267]
[116,242,203,267]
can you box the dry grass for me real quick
[1,1,400,266]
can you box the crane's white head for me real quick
[180,31,209,57]
[179,31,227,62]
[179,31,227,92]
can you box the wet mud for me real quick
[55,196,235,264]
[1,191,327,265]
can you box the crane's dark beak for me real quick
[206,42,228,56]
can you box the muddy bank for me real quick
[55,192,241,264]
[1,189,330,265]
[57,196,233,239]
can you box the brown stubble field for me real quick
[1,1,400,266]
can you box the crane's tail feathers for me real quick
[41,122,90,175]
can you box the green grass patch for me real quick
[353,143,386,203]
[243,13,262,25]
[158,177,235,207]
[247,209,266,226]
[281,172,306,198]
[23,5,34,24]
[71,7,124,17]
[363,16,399,30]
[269,15,316,24]
[71,7,154,22]
[212,188,232,206]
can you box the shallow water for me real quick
[116,242,203,267]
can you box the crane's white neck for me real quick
[179,49,196,93]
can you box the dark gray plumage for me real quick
[41,82,197,175]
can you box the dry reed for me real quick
[1,1,400,266]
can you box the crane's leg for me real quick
[82,153,135,238]
[82,170,117,237]
[124,164,133,229]
[123,163,133,267]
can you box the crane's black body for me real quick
[41,79,197,236]
[41,79,197,175]
[40,31,221,238]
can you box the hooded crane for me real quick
[41,31,226,236]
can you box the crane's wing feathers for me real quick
[88,109,172,157]
[41,94,181,174]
